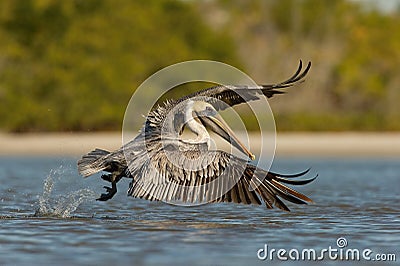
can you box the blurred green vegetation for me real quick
[0,0,399,132]
[0,0,239,132]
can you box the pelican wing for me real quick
[127,148,315,211]
[182,60,311,111]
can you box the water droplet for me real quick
[35,166,97,218]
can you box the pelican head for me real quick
[188,101,256,160]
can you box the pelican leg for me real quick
[96,172,123,201]
[97,181,117,201]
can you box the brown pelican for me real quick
[78,61,316,211]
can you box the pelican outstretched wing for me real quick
[127,149,316,211]
[182,60,311,111]
[78,60,316,208]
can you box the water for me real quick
[0,156,399,265]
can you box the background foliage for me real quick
[0,0,399,132]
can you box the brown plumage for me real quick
[77,60,316,211]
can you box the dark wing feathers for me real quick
[128,149,315,211]
[181,60,311,111]
[223,164,314,211]
[78,148,110,177]
[263,60,311,89]
[269,168,311,178]
[273,174,317,186]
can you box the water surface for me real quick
[0,157,399,265]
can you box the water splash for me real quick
[35,166,97,218]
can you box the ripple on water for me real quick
[0,157,399,265]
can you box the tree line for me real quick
[0,0,399,132]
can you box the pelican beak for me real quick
[199,114,256,160]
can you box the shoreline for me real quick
[1,132,399,157]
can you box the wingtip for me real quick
[304,61,312,74]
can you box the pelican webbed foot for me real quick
[96,181,117,201]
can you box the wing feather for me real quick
[179,60,311,111]
[126,148,315,211]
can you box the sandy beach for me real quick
[1,132,399,157]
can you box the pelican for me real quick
[78,60,316,211]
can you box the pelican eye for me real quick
[205,106,215,115]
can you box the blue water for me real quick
[0,157,399,265]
